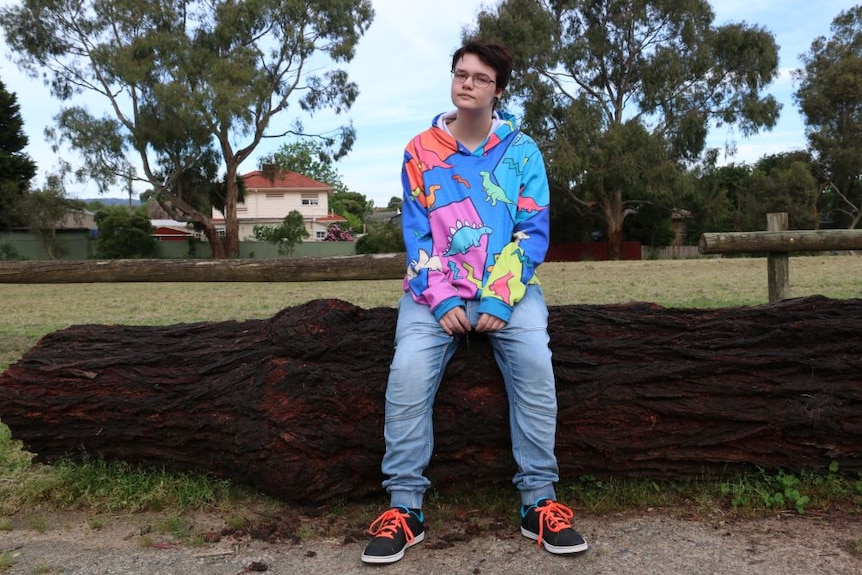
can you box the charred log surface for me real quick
[1,296,860,503]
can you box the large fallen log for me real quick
[1,296,860,503]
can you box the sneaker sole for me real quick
[520,527,589,554]
[360,532,425,564]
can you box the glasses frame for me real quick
[451,68,496,89]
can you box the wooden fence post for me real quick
[766,212,790,303]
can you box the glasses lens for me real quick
[452,70,493,88]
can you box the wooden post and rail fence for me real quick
[699,212,862,302]
[2,212,860,303]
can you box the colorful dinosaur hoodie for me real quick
[401,110,550,323]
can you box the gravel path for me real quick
[1,510,859,574]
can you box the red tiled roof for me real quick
[317,214,347,222]
[242,170,330,190]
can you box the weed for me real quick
[719,463,862,516]
[27,516,47,533]
[156,515,192,539]
[0,517,11,531]
[0,551,14,572]
[86,516,104,531]
[295,523,317,540]
[224,513,249,531]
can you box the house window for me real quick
[315,231,326,240]
[302,194,319,206]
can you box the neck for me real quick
[448,108,495,150]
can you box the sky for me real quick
[0,0,856,208]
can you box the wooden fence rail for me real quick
[699,213,862,303]
[0,253,406,283]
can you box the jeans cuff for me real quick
[520,486,556,507]
[389,490,424,510]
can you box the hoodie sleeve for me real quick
[478,138,550,322]
[400,140,463,320]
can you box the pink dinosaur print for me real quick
[517,195,544,213]
[488,271,515,305]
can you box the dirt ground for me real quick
[1,508,860,575]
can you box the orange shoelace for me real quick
[533,500,574,548]
[367,508,417,544]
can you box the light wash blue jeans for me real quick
[382,285,559,510]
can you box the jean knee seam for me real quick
[385,405,432,423]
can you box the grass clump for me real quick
[0,449,254,516]
[719,462,862,516]
[558,463,862,519]
[0,551,15,572]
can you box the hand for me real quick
[476,313,506,333]
[439,307,471,335]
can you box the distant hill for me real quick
[80,197,141,207]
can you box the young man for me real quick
[361,39,588,565]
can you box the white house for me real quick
[211,168,347,241]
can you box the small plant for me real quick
[754,471,810,514]
[156,515,192,539]
[718,464,862,516]
[27,515,47,533]
[86,516,104,530]
[224,513,249,531]
[295,523,317,540]
[0,517,12,531]
[0,551,15,572]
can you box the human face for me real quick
[450,53,502,114]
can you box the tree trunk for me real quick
[1,296,860,503]
[0,254,405,283]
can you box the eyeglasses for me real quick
[451,69,496,89]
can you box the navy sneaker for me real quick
[360,506,425,564]
[521,499,588,554]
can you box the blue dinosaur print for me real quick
[444,220,493,256]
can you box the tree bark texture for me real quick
[1,296,860,503]
[0,254,405,283]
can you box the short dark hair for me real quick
[451,40,514,92]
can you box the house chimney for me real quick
[262,162,278,181]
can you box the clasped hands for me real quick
[438,306,505,335]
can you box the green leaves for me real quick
[795,6,862,229]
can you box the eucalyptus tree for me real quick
[794,5,862,230]
[1,0,374,258]
[470,0,781,257]
[0,77,37,230]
